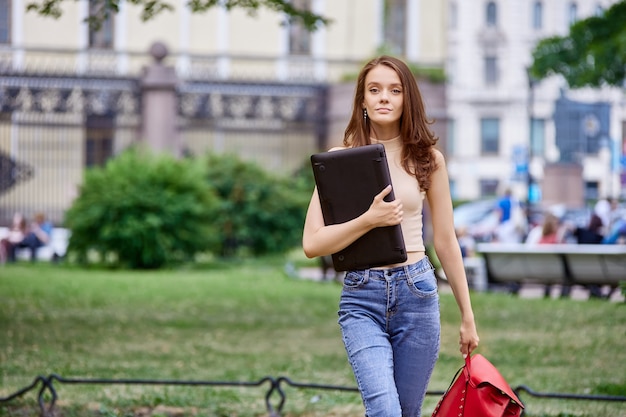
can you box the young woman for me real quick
[0,212,27,263]
[302,56,479,417]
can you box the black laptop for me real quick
[310,144,407,271]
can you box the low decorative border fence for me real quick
[2,374,625,417]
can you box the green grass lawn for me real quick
[1,257,625,417]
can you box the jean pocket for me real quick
[343,270,367,289]
[407,270,438,297]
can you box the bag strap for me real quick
[441,355,472,396]
[432,363,467,417]
[443,363,465,394]
[462,354,471,381]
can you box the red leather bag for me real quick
[431,354,524,417]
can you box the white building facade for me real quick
[1,0,446,81]
[446,0,626,205]
[3,0,624,214]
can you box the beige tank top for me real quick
[371,136,426,252]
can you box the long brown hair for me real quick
[343,55,439,191]
[541,213,560,237]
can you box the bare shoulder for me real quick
[431,148,447,167]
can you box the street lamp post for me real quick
[526,68,537,207]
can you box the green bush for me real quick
[64,148,315,268]
[204,153,313,257]
[65,148,219,269]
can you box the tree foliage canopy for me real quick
[529,1,626,88]
[26,0,330,31]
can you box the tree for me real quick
[26,0,330,31]
[529,1,626,88]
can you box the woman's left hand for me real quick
[459,320,479,358]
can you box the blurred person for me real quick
[604,198,621,231]
[592,201,626,298]
[455,226,488,292]
[536,212,568,298]
[538,212,565,244]
[571,212,608,298]
[456,226,476,258]
[0,213,27,263]
[496,188,513,224]
[319,255,342,281]
[602,198,626,244]
[572,212,604,244]
[603,218,626,244]
[524,215,544,245]
[494,189,526,243]
[16,212,53,262]
[594,199,611,236]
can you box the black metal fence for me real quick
[1,373,625,417]
[0,60,328,227]
[0,72,140,226]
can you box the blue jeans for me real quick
[338,257,440,417]
[17,232,45,262]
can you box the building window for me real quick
[594,4,604,16]
[86,115,114,167]
[584,181,599,201]
[288,0,311,55]
[89,0,114,49]
[449,2,458,30]
[0,0,10,44]
[486,1,497,27]
[447,57,457,85]
[484,56,498,85]
[530,118,545,157]
[479,179,499,197]
[568,2,578,26]
[480,117,500,154]
[384,0,407,55]
[446,119,456,156]
[532,1,543,30]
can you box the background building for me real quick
[0,0,448,224]
[1,0,446,81]
[445,0,625,206]
[1,0,624,226]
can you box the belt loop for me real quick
[426,256,434,271]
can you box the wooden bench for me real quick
[476,243,626,291]
[0,227,70,262]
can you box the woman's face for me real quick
[363,64,404,131]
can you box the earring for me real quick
[363,108,368,120]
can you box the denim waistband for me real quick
[354,256,433,280]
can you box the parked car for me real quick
[453,199,500,242]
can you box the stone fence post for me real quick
[140,42,180,157]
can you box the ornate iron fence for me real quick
[0,51,329,227]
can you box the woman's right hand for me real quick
[303,185,402,259]
[365,185,403,227]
